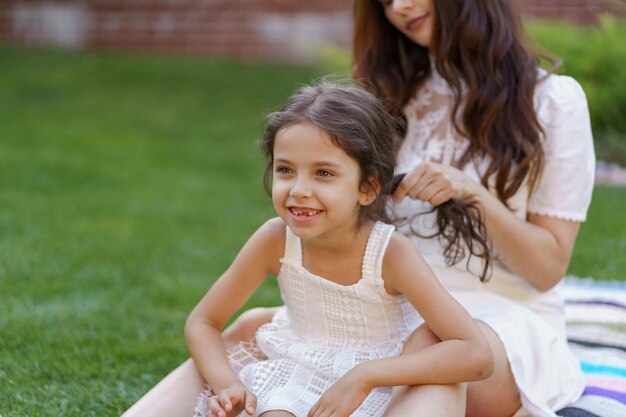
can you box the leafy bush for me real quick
[526,15,626,163]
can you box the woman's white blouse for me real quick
[393,66,595,333]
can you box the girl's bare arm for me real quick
[184,218,284,392]
[359,232,494,387]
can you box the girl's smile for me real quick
[271,121,369,243]
[288,206,322,222]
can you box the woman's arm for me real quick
[474,184,579,291]
[392,162,580,291]
[184,218,284,411]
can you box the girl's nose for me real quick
[289,179,313,198]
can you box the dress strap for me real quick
[362,221,395,281]
[283,225,303,265]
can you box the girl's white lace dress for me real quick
[194,221,423,417]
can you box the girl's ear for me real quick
[359,177,381,206]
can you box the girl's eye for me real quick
[317,170,334,177]
[275,166,292,174]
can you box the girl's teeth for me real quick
[293,208,317,216]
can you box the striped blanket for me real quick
[557,277,626,417]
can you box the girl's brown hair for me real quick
[261,81,491,279]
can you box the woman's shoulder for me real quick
[535,69,588,113]
[533,69,593,140]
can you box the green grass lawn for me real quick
[1,46,624,416]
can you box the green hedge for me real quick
[527,15,626,164]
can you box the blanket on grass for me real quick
[557,277,626,417]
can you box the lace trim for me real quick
[526,207,587,222]
[193,387,214,417]
[362,222,395,283]
[281,222,394,288]
[401,65,470,168]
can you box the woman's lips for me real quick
[406,14,428,31]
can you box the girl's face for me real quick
[381,0,435,49]
[271,122,371,242]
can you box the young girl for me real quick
[185,81,493,417]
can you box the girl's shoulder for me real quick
[263,216,288,232]
[257,216,287,246]
[383,231,422,264]
[249,217,287,273]
[380,230,437,296]
[382,232,426,273]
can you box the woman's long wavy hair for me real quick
[354,0,546,203]
[353,0,550,280]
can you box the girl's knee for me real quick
[465,323,521,417]
[258,411,295,417]
[223,307,278,347]
[385,383,467,417]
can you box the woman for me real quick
[122,1,594,416]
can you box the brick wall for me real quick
[522,0,624,23]
[0,0,622,63]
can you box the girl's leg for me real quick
[222,307,281,349]
[383,324,468,417]
[383,322,521,417]
[385,383,468,417]
[121,307,278,417]
[259,411,296,417]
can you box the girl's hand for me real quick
[392,162,479,205]
[307,367,371,417]
[205,383,256,417]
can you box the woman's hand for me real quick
[307,367,372,417]
[392,161,479,205]
[204,383,256,417]
[391,163,579,291]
